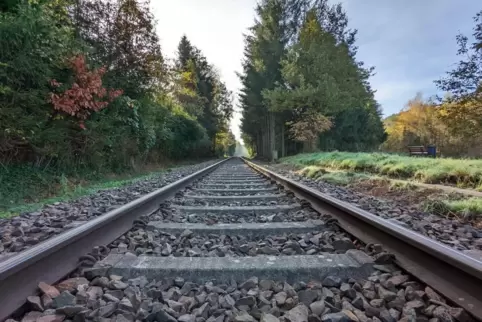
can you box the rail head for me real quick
[0,157,230,321]
[242,158,482,320]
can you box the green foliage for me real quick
[0,160,203,216]
[0,4,82,166]
[435,10,482,105]
[319,105,386,152]
[282,152,482,188]
[239,0,385,158]
[0,165,60,210]
[174,35,234,151]
[0,1,234,211]
[73,0,165,99]
[215,131,236,157]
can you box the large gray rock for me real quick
[235,312,257,322]
[284,304,309,322]
[52,291,75,308]
[298,289,319,306]
[261,313,280,322]
[309,301,325,316]
[322,276,341,288]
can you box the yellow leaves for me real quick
[382,94,482,156]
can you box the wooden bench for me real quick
[408,146,428,156]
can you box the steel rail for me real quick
[0,158,230,321]
[243,158,482,320]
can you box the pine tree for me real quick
[177,35,194,71]
[240,0,386,155]
[238,0,292,160]
[173,35,233,154]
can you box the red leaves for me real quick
[49,55,123,128]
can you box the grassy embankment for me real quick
[280,152,482,219]
[0,159,211,218]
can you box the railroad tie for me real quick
[94,158,375,285]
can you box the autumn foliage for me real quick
[49,55,123,128]
[381,94,482,157]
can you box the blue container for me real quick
[427,145,436,158]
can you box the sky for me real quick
[151,0,481,142]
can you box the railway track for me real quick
[0,157,481,322]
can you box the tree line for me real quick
[240,1,482,160]
[0,0,235,176]
[382,10,482,158]
[239,0,386,160]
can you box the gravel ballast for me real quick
[7,159,473,322]
[259,163,482,255]
[0,160,219,258]
[108,227,358,257]
[12,266,471,322]
[149,205,322,224]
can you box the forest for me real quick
[0,0,235,206]
[1,0,482,208]
[239,0,482,159]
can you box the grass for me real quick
[424,198,482,221]
[297,166,369,185]
[445,198,482,219]
[0,171,162,218]
[388,180,419,192]
[0,159,210,218]
[281,152,482,189]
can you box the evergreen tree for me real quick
[238,0,291,160]
[173,35,233,153]
[240,0,385,156]
[177,35,194,71]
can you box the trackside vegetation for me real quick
[281,152,482,189]
[0,0,235,210]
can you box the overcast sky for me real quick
[151,0,480,142]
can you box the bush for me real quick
[0,4,87,169]
[0,2,230,211]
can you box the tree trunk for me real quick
[280,123,285,158]
[256,133,260,158]
[303,140,316,153]
[268,112,275,161]
[212,136,217,156]
[266,116,270,159]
